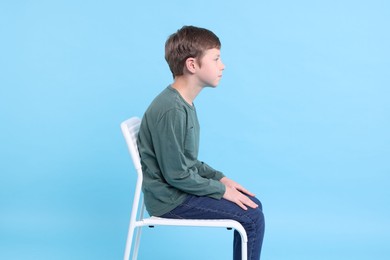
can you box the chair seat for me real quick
[137,217,248,242]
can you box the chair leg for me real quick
[241,241,247,260]
[131,226,143,260]
[123,222,135,260]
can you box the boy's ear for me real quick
[185,57,197,74]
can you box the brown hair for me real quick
[165,25,221,77]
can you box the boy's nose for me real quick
[220,61,225,70]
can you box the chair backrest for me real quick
[120,117,142,172]
[121,117,146,225]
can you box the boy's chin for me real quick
[206,82,219,88]
[205,85,218,89]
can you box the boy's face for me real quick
[195,48,225,88]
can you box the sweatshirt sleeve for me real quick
[195,161,225,180]
[153,109,225,199]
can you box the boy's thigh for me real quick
[162,195,262,222]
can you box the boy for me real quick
[137,25,265,260]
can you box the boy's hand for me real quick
[220,177,258,210]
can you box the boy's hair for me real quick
[165,25,221,77]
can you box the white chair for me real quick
[121,117,248,260]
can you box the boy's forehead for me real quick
[204,48,221,56]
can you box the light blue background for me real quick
[1,1,389,259]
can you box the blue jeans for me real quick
[160,195,265,260]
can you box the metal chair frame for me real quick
[121,117,248,260]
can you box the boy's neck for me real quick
[171,76,203,106]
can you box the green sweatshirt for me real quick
[137,86,226,216]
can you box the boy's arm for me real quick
[194,161,225,180]
[154,109,225,199]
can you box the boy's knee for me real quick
[251,197,265,227]
[244,205,265,234]
[251,196,263,211]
